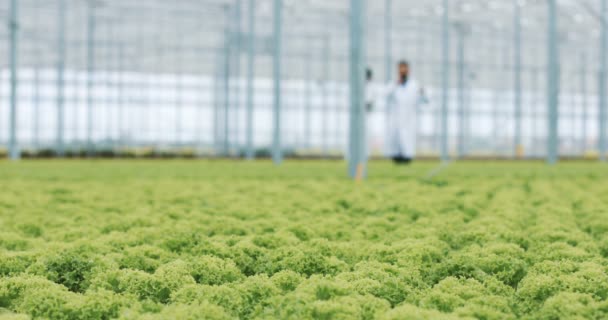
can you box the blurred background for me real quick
[0,0,606,162]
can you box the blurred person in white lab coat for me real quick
[385,60,428,164]
[365,68,375,113]
[364,68,377,160]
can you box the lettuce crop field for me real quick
[1,161,608,320]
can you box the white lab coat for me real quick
[364,82,376,159]
[385,79,425,158]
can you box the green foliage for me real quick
[116,245,173,273]
[118,302,232,320]
[0,275,128,320]
[90,263,195,304]
[380,304,464,320]
[1,161,608,319]
[189,256,244,285]
[0,252,36,276]
[32,249,96,293]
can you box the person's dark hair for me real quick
[366,68,373,81]
[398,60,409,67]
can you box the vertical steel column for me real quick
[514,0,523,157]
[71,63,79,148]
[129,16,141,147]
[196,51,205,152]
[334,83,342,155]
[176,40,183,147]
[246,0,255,160]
[33,66,40,150]
[322,35,330,156]
[213,51,222,152]
[8,0,19,160]
[196,30,204,152]
[305,50,312,149]
[105,22,113,145]
[234,0,242,148]
[32,3,40,151]
[272,0,283,164]
[440,0,450,162]
[465,68,473,155]
[456,26,466,158]
[581,52,588,153]
[492,65,500,147]
[223,8,231,156]
[86,1,96,156]
[546,0,560,164]
[349,0,366,179]
[498,36,510,154]
[600,0,607,162]
[384,0,392,83]
[415,24,425,151]
[531,67,539,155]
[570,68,577,153]
[137,14,147,147]
[0,63,3,146]
[56,0,66,156]
[118,44,124,148]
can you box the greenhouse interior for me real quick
[1,0,607,163]
[2,0,608,319]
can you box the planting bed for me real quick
[0,161,607,319]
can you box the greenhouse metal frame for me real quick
[1,0,608,168]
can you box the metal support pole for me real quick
[56,0,66,156]
[496,39,508,154]
[129,17,143,147]
[8,0,19,160]
[234,0,242,149]
[600,0,607,161]
[196,50,205,152]
[176,40,183,147]
[105,23,113,145]
[531,67,539,155]
[196,33,205,152]
[246,0,255,160]
[33,66,40,150]
[71,66,79,148]
[465,70,473,155]
[86,1,96,156]
[223,10,231,156]
[272,0,283,164]
[514,0,523,157]
[118,44,124,148]
[384,0,392,83]
[349,0,366,179]
[213,51,222,152]
[322,35,330,156]
[547,0,560,164]
[493,69,501,148]
[31,0,40,150]
[581,52,588,153]
[334,85,341,154]
[456,26,466,158]
[440,0,450,162]
[305,51,312,149]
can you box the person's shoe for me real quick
[392,155,412,165]
[397,157,412,165]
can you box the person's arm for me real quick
[418,87,430,105]
[384,83,396,111]
[365,83,375,113]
